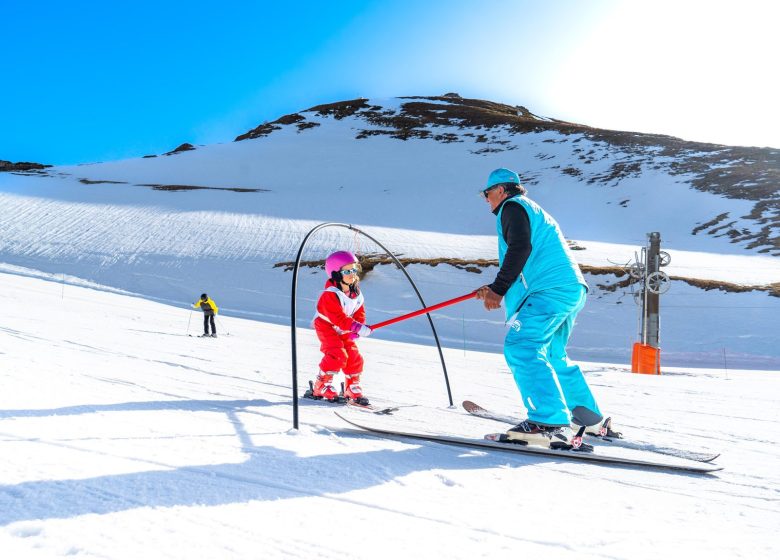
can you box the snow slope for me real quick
[2,271,779,559]
[1,96,778,368]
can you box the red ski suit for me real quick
[313,280,366,375]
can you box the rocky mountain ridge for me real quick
[234,94,779,254]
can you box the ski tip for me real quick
[346,399,372,410]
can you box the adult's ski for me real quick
[334,411,721,474]
[462,400,720,463]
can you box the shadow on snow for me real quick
[0,397,552,526]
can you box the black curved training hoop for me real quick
[290,222,454,429]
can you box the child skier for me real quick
[310,251,372,405]
[193,293,218,337]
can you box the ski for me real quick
[302,394,399,415]
[347,401,398,415]
[334,410,722,474]
[462,400,720,463]
[302,384,399,415]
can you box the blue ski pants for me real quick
[503,284,601,427]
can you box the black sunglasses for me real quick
[480,184,501,199]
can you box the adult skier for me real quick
[475,167,605,449]
[193,293,218,338]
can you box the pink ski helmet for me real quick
[325,251,359,278]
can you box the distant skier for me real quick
[193,293,218,338]
[475,167,607,449]
[309,251,371,405]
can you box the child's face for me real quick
[340,264,359,285]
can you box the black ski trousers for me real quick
[203,314,216,334]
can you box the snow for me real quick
[2,270,779,559]
[1,94,779,555]
[1,99,778,368]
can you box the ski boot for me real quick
[571,406,622,439]
[505,420,591,451]
[344,373,369,406]
[571,416,622,439]
[303,372,340,402]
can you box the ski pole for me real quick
[368,291,477,331]
[186,309,193,335]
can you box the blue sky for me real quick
[2,0,778,165]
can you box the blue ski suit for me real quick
[493,195,602,427]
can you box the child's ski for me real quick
[301,383,398,415]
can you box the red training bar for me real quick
[369,291,477,331]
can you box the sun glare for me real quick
[548,1,779,147]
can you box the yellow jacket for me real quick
[193,298,218,315]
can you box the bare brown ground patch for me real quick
[79,179,128,185]
[276,256,780,297]
[136,184,269,193]
[0,160,51,172]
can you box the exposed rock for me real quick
[274,256,780,297]
[307,98,373,119]
[0,160,50,172]
[235,121,281,141]
[233,94,779,253]
[79,179,128,185]
[235,111,323,141]
[164,143,196,156]
[136,183,269,193]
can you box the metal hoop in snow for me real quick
[290,222,454,429]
